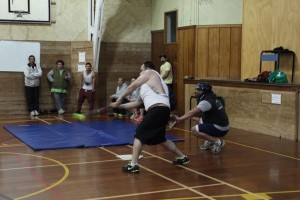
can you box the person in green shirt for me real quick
[47,60,71,115]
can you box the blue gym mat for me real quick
[4,120,184,151]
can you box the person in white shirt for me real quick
[110,77,129,116]
[24,55,42,116]
[75,63,96,113]
[111,61,189,173]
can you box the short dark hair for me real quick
[159,54,167,59]
[143,61,155,70]
[86,62,92,67]
[56,60,64,66]
[28,55,35,61]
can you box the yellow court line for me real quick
[174,127,300,161]
[161,189,300,200]
[127,145,267,200]
[0,152,69,200]
[99,147,215,200]
[0,156,154,172]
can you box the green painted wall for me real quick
[152,0,243,31]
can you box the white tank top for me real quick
[82,71,93,90]
[140,70,170,111]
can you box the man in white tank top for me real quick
[111,61,189,173]
[75,63,96,113]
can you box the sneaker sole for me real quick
[211,141,225,154]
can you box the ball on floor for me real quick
[72,113,86,121]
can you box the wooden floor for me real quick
[0,114,300,200]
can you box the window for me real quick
[165,11,177,43]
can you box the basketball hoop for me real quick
[12,10,30,18]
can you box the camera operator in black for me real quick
[175,82,229,154]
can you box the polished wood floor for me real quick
[0,114,299,200]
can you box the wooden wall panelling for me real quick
[100,42,151,105]
[230,27,242,79]
[185,83,298,140]
[208,28,220,77]
[177,26,195,114]
[151,30,165,69]
[195,28,208,78]
[0,41,94,114]
[219,28,231,78]
[241,0,274,80]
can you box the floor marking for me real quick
[36,117,51,125]
[54,116,72,124]
[0,119,36,124]
[100,147,215,200]
[0,144,25,147]
[0,157,153,172]
[126,145,267,200]
[174,127,300,161]
[241,193,271,200]
[0,152,69,200]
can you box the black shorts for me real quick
[198,123,228,137]
[135,106,170,145]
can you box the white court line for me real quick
[36,117,51,125]
[127,145,267,200]
[36,117,265,200]
[100,147,215,200]
[53,116,72,124]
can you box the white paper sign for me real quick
[271,94,281,104]
[77,64,85,72]
[78,52,86,62]
[116,154,143,160]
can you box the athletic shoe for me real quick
[211,140,225,154]
[30,111,35,116]
[122,164,139,173]
[173,156,190,165]
[199,140,214,150]
[58,109,65,115]
[34,110,39,116]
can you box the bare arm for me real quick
[177,107,201,122]
[118,97,143,110]
[79,73,83,89]
[161,70,170,79]
[113,72,149,107]
[92,72,96,91]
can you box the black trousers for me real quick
[25,86,40,113]
[111,97,129,114]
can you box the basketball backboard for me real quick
[0,0,50,23]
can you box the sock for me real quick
[177,155,186,159]
[130,161,137,166]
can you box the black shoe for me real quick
[173,156,190,165]
[122,164,139,173]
